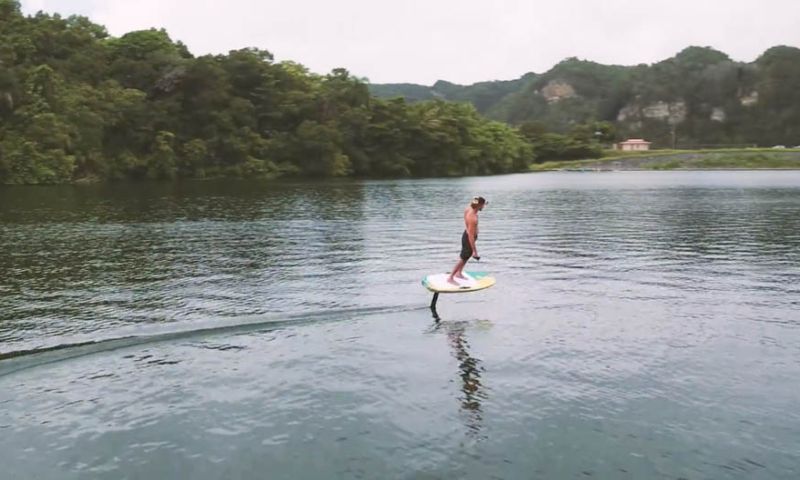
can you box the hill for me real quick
[0,0,533,184]
[369,46,800,148]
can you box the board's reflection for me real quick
[430,315,490,439]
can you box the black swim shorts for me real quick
[460,230,477,260]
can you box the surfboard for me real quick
[421,271,496,293]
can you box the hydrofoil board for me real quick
[421,271,496,293]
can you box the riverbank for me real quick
[529,148,800,171]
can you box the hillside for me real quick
[0,0,533,184]
[369,46,800,148]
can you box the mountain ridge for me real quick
[369,46,800,147]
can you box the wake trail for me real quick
[0,303,427,378]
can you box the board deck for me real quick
[421,271,496,293]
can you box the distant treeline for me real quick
[372,46,800,149]
[1,1,615,185]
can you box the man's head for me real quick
[470,196,487,211]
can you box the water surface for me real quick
[1,171,799,479]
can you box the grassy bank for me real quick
[529,148,800,171]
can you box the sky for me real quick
[19,0,800,85]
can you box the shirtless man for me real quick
[448,196,487,285]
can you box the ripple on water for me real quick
[1,172,799,479]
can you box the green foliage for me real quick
[368,83,438,102]
[0,7,535,184]
[371,46,800,149]
[10,5,797,185]
[529,149,800,171]
[518,120,607,162]
[0,137,75,183]
[146,131,177,179]
[488,58,631,129]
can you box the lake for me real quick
[1,171,799,479]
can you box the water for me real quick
[1,171,799,479]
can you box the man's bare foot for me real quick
[455,273,468,280]
[447,276,459,285]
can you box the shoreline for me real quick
[530,149,800,172]
[3,168,800,187]
[544,167,800,172]
[5,152,800,186]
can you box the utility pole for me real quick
[670,123,677,149]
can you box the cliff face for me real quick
[369,46,800,147]
[618,100,687,124]
[540,80,577,103]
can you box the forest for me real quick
[9,1,796,185]
[1,0,569,184]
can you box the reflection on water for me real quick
[430,317,490,440]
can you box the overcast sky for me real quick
[19,0,800,85]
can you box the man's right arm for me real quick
[467,217,478,257]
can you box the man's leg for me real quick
[455,239,472,279]
[449,231,472,283]
[454,258,469,279]
[448,258,467,284]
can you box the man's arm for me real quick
[466,216,478,257]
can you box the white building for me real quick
[617,139,652,151]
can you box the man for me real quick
[448,196,487,285]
